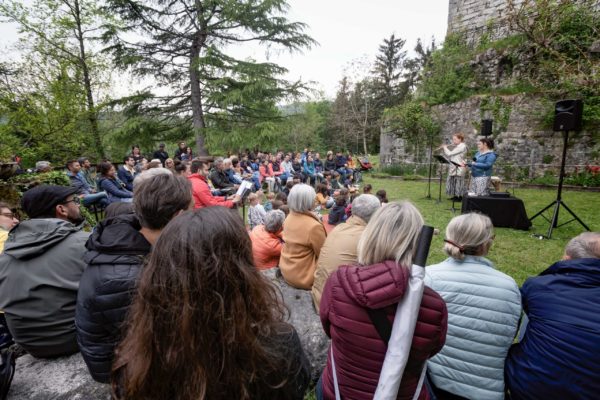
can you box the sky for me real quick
[0,0,449,100]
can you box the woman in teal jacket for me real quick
[425,213,521,400]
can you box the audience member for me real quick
[248,192,267,230]
[97,161,133,204]
[327,195,348,225]
[250,210,285,270]
[174,159,191,177]
[425,213,521,400]
[66,159,109,208]
[173,142,186,160]
[264,192,275,212]
[0,202,19,253]
[362,183,372,194]
[117,156,136,191]
[303,155,317,186]
[315,183,334,210]
[505,232,600,400]
[0,185,89,357]
[279,204,290,216]
[103,202,134,220]
[76,174,192,383]
[279,184,326,289]
[78,157,97,190]
[152,143,169,166]
[112,207,310,399]
[312,194,381,309]
[164,157,175,172]
[317,202,447,400]
[376,189,389,204]
[130,145,144,165]
[188,160,240,209]
[275,191,287,204]
[210,157,236,192]
[35,160,52,173]
[181,146,193,161]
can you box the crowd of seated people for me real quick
[1,143,599,400]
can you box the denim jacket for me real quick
[470,151,497,177]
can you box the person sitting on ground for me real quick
[259,158,276,193]
[174,159,191,177]
[303,155,317,186]
[362,183,372,194]
[314,152,325,182]
[130,145,144,165]
[312,194,381,309]
[330,171,342,192]
[97,161,133,204]
[315,183,335,210]
[264,192,276,212]
[248,192,267,230]
[188,160,240,209]
[78,157,97,190]
[317,202,447,400]
[111,207,311,399]
[103,202,134,220]
[117,156,137,191]
[279,184,327,290]
[335,151,352,181]
[291,154,305,182]
[0,185,89,358]
[327,195,348,226]
[283,180,294,196]
[505,232,600,400]
[275,191,287,205]
[376,189,388,204]
[0,202,19,253]
[152,143,169,166]
[76,174,192,383]
[250,210,286,270]
[210,157,236,193]
[324,152,336,174]
[66,159,109,208]
[279,204,290,216]
[35,160,52,173]
[425,213,521,400]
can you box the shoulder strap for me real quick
[366,308,392,344]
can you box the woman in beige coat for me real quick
[279,184,327,289]
[442,133,468,200]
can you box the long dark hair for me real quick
[112,207,290,399]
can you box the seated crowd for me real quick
[0,143,599,400]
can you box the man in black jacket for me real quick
[75,174,192,383]
[152,143,169,166]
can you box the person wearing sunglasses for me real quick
[0,185,89,358]
[0,202,19,254]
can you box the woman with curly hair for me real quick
[112,207,310,400]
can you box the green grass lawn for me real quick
[361,176,600,285]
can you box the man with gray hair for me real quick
[505,232,600,399]
[209,157,236,192]
[311,194,381,309]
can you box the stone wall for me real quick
[380,95,598,177]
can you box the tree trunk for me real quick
[73,0,104,159]
[190,3,209,156]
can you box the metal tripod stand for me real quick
[529,130,590,239]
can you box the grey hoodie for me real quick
[0,218,89,357]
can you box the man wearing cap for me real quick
[0,185,89,358]
[153,143,169,166]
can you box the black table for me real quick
[461,195,531,230]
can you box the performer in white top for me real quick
[442,133,468,200]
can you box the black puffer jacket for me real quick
[75,213,151,383]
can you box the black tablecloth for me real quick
[461,195,531,230]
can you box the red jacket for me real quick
[320,261,447,400]
[249,225,282,270]
[188,173,234,209]
[259,163,274,182]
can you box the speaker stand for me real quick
[529,130,590,239]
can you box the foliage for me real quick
[419,33,476,105]
[372,34,408,109]
[102,0,315,156]
[478,95,512,136]
[565,169,600,187]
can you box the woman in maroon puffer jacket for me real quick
[318,201,448,400]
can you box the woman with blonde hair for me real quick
[425,213,521,400]
[279,184,326,289]
[318,202,447,400]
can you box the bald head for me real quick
[564,232,600,260]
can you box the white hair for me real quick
[150,158,162,164]
[443,213,494,260]
[264,210,286,233]
[357,201,424,267]
[133,167,173,186]
[351,194,381,223]
[288,184,316,213]
[565,232,600,259]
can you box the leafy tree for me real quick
[404,38,437,93]
[102,0,316,156]
[0,0,112,158]
[328,77,353,151]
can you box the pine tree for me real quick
[102,0,315,156]
[372,34,407,110]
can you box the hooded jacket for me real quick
[505,258,600,400]
[0,218,89,358]
[188,173,234,209]
[75,213,151,383]
[320,261,447,400]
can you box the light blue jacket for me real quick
[470,151,497,177]
[425,256,521,400]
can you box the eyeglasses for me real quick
[0,212,16,219]
[62,197,81,205]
